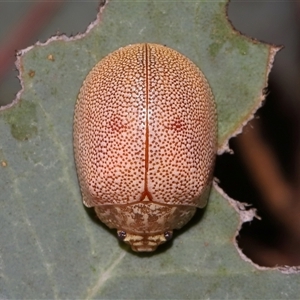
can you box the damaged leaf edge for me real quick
[0,0,108,113]
[218,2,283,154]
[213,182,300,274]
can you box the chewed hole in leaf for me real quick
[215,86,300,267]
[0,2,100,107]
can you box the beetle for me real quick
[73,43,217,252]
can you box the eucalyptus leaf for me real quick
[1,1,298,299]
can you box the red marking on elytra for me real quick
[109,115,128,133]
[165,117,186,132]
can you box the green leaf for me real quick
[1,1,298,299]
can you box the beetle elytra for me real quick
[73,43,217,252]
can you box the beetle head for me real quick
[117,230,173,252]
